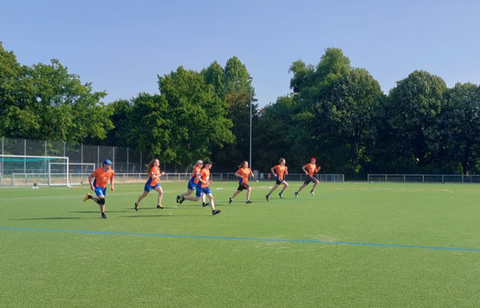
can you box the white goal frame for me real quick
[49,162,95,186]
[0,154,69,187]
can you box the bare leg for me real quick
[154,186,164,206]
[136,191,149,205]
[246,187,252,200]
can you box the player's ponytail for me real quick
[146,158,158,175]
[238,161,248,169]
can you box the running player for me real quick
[83,159,115,219]
[176,160,208,207]
[266,158,288,201]
[229,161,254,204]
[179,161,221,215]
[135,158,165,211]
[295,158,321,198]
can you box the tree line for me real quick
[2,43,480,178]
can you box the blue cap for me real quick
[102,159,112,165]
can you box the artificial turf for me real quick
[1,181,480,307]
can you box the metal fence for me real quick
[0,137,186,174]
[367,174,480,184]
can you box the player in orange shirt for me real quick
[266,158,289,201]
[176,160,208,207]
[135,158,165,211]
[229,161,254,204]
[295,158,322,198]
[83,159,115,219]
[179,161,221,215]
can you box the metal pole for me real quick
[248,77,253,171]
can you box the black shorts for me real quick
[276,179,284,185]
[304,175,318,185]
[237,183,250,191]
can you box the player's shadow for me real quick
[70,210,131,213]
[10,217,85,220]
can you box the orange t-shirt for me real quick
[192,166,202,184]
[148,166,160,186]
[274,165,287,180]
[199,168,210,188]
[91,167,114,188]
[305,163,317,177]
[236,168,253,184]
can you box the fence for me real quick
[367,174,480,184]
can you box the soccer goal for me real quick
[49,162,95,186]
[0,155,69,187]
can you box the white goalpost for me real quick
[0,155,69,187]
[49,162,95,186]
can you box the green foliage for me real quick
[157,66,234,168]
[0,44,112,143]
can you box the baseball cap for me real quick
[102,159,112,165]
[196,160,203,165]
[311,158,316,162]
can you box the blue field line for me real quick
[1,226,479,252]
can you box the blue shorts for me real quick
[196,186,211,197]
[144,183,160,193]
[94,186,106,197]
[187,180,199,191]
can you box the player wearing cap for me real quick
[135,158,165,211]
[176,160,209,207]
[179,161,221,215]
[229,161,254,204]
[266,158,289,201]
[83,159,115,219]
[295,158,321,198]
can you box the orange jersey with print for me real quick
[305,163,317,177]
[149,166,160,186]
[274,165,287,180]
[237,167,253,184]
[199,168,210,188]
[91,167,114,188]
[192,166,202,184]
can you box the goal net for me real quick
[0,155,69,187]
[49,162,95,186]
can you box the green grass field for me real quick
[1,181,480,307]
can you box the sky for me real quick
[1,0,479,107]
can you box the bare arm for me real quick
[89,175,94,191]
[271,167,277,177]
[110,177,115,192]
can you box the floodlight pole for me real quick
[248,77,253,171]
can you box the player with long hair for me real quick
[295,158,321,198]
[176,160,209,207]
[135,158,165,210]
[266,158,289,201]
[179,161,221,215]
[83,159,115,219]
[229,161,254,204]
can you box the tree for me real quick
[127,93,172,160]
[388,70,447,171]
[439,83,480,174]
[158,66,234,169]
[324,68,384,176]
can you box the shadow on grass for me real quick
[11,217,85,220]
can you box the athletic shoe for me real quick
[310,190,315,196]
[212,210,221,215]
[135,202,139,211]
[157,204,164,209]
[295,192,298,199]
[179,196,185,204]
[83,193,91,202]
[176,195,181,203]
[246,200,253,204]
[202,202,210,207]
[265,194,269,202]
[101,213,107,219]
[279,192,283,199]
[229,197,233,205]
